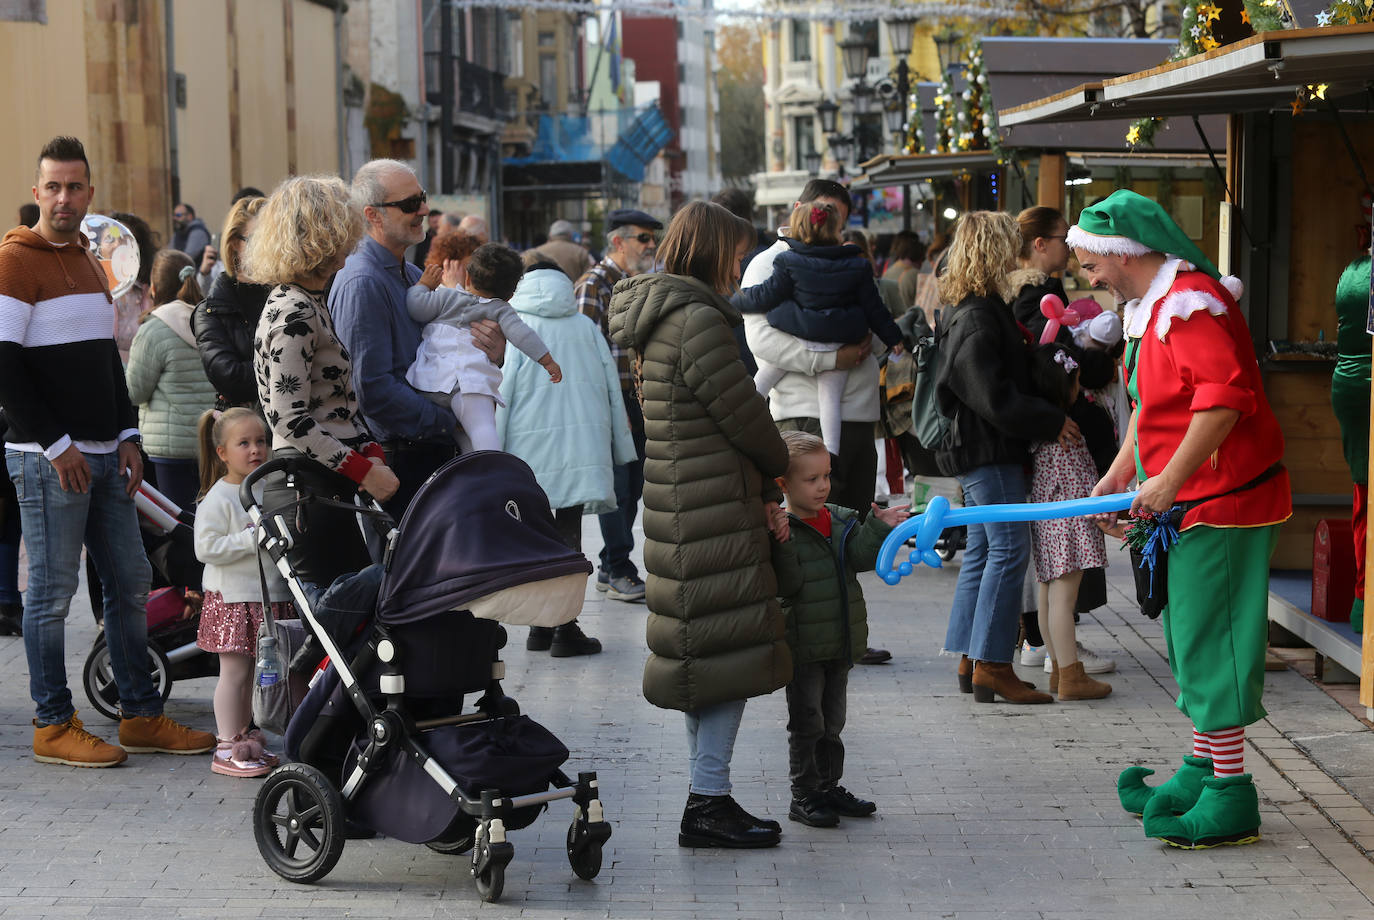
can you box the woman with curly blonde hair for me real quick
[246,176,398,584]
[933,210,1080,705]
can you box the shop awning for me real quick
[851,151,1000,190]
[998,23,1374,125]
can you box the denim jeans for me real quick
[943,463,1031,664]
[6,450,161,724]
[597,394,645,578]
[684,698,747,796]
[0,484,20,606]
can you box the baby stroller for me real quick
[240,451,612,902]
[82,480,218,719]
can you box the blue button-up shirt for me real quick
[328,236,455,443]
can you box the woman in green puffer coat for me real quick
[609,200,791,850]
[125,249,218,509]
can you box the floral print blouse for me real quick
[253,283,380,484]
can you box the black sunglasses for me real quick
[629,232,657,244]
[371,192,428,214]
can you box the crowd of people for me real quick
[0,134,1289,851]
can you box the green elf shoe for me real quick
[1351,597,1363,636]
[1142,773,1261,849]
[1117,756,1213,817]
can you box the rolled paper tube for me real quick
[875,491,1136,585]
[134,486,180,535]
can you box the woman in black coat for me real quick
[933,212,1077,705]
[192,196,269,411]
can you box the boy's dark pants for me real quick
[785,658,850,797]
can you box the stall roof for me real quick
[998,23,1374,124]
[981,37,1221,152]
[851,151,1000,190]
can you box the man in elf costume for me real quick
[1073,189,1291,849]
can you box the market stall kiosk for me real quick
[1000,23,1374,715]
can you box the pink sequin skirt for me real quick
[197,590,297,656]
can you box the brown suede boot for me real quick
[1057,661,1112,701]
[971,661,1054,704]
[1048,661,1060,695]
[957,655,973,693]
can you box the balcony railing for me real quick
[424,53,508,121]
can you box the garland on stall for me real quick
[954,40,1003,161]
[443,0,1018,23]
[1127,0,1283,149]
[1316,0,1374,25]
[934,67,958,154]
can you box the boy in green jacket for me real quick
[772,430,910,827]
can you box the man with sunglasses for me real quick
[330,159,507,516]
[575,208,661,603]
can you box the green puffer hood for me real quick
[609,272,741,355]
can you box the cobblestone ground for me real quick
[0,515,1372,919]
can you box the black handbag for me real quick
[1127,463,1284,619]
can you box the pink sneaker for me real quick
[210,737,271,778]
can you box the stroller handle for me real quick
[238,454,392,522]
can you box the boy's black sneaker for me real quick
[825,785,877,817]
[788,793,840,828]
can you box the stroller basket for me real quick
[238,451,610,902]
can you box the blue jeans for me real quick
[597,394,645,578]
[6,450,161,724]
[685,699,747,796]
[943,463,1030,664]
[0,485,19,606]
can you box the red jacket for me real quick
[1131,266,1291,530]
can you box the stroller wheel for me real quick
[425,835,475,856]
[254,763,345,884]
[566,820,604,880]
[82,636,172,721]
[473,861,504,902]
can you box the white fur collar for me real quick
[1124,258,1237,341]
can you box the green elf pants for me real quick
[1161,523,1280,732]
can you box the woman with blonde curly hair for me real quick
[933,210,1079,705]
[246,176,398,585]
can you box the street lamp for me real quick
[803,149,823,176]
[852,83,873,116]
[934,27,963,76]
[828,133,854,168]
[817,98,840,135]
[888,16,916,59]
[883,102,905,139]
[839,37,871,82]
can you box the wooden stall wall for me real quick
[1266,117,1374,569]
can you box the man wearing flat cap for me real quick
[574,208,661,605]
[1074,189,1290,850]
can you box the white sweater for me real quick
[742,236,883,424]
[194,478,292,603]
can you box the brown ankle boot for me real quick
[957,655,973,693]
[1057,661,1112,701]
[1048,662,1059,694]
[971,661,1054,704]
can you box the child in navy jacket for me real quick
[732,201,903,456]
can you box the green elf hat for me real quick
[1066,189,1221,279]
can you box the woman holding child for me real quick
[608,200,792,850]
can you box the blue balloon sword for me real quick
[875,492,1137,586]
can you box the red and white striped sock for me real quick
[1191,730,1212,760]
[1205,727,1245,776]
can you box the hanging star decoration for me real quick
[1241,7,1251,22]
[1126,124,1142,145]
[1291,92,1306,115]
[1316,8,1334,23]
[1309,83,1329,100]
[1197,2,1222,21]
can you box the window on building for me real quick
[792,115,817,171]
[504,14,524,78]
[539,53,558,109]
[538,30,556,47]
[790,19,811,63]
[849,20,879,59]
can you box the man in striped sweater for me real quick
[0,136,215,767]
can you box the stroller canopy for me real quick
[377,451,592,625]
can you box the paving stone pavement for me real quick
[0,515,1372,919]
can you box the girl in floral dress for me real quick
[1027,343,1111,701]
